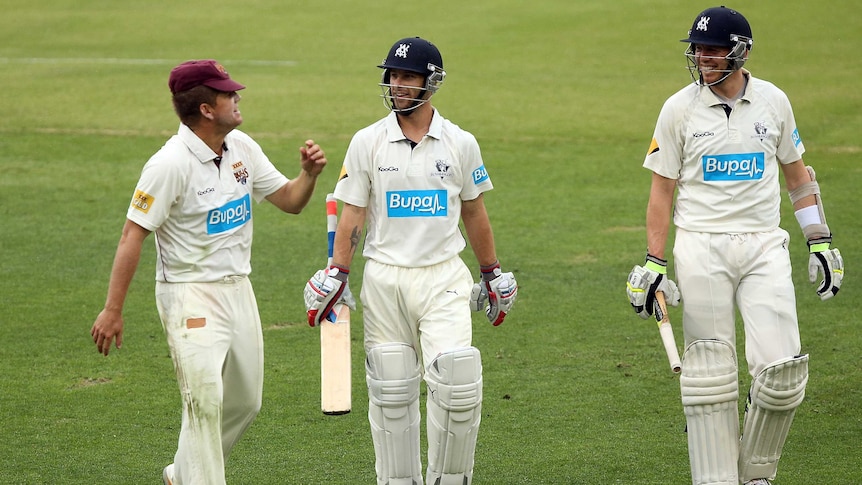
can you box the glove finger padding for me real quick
[808,248,843,301]
[469,283,488,313]
[627,265,681,319]
[304,267,348,326]
[484,272,517,326]
[339,284,357,311]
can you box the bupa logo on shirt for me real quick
[387,190,447,217]
[701,152,765,181]
[472,165,489,185]
[207,194,251,234]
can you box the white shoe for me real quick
[162,464,175,485]
[744,480,771,485]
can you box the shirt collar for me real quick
[384,109,444,142]
[178,123,228,164]
[700,69,753,107]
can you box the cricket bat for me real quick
[654,291,682,374]
[320,193,352,415]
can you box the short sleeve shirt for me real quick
[127,123,289,282]
[644,74,805,233]
[334,110,493,267]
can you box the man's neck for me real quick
[189,123,230,155]
[397,105,433,144]
[710,70,748,102]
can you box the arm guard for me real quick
[788,165,830,243]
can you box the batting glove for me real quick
[808,238,844,301]
[470,261,517,326]
[304,265,355,327]
[626,254,680,319]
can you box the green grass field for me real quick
[1,1,860,483]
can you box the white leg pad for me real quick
[425,347,483,485]
[738,354,808,482]
[366,343,424,485]
[680,339,740,485]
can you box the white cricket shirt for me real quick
[644,73,805,233]
[127,123,289,282]
[334,110,493,267]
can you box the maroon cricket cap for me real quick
[168,59,246,95]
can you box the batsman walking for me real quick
[90,59,327,485]
[304,37,517,485]
[625,7,844,485]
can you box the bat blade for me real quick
[320,193,351,415]
[654,291,682,374]
[321,303,351,415]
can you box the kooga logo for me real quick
[702,152,765,181]
[387,190,447,217]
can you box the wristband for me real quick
[480,260,501,282]
[644,254,667,275]
[808,242,831,254]
[327,264,350,281]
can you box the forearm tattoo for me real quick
[349,226,362,255]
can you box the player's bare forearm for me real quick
[461,195,498,266]
[268,172,318,214]
[92,219,150,355]
[645,173,676,259]
[332,203,366,268]
[267,140,327,214]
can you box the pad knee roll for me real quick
[366,343,423,485]
[739,354,809,482]
[680,339,740,485]
[425,347,483,485]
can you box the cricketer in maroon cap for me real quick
[91,58,329,485]
[168,59,246,94]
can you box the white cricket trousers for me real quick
[674,228,801,376]
[156,275,264,485]
[361,257,473,370]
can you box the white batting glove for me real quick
[626,255,680,319]
[470,262,517,326]
[808,239,843,301]
[304,265,355,327]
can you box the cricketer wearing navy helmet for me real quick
[626,6,844,485]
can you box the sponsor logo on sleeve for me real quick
[386,190,447,217]
[701,152,765,181]
[647,137,660,155]
[791,128,802,147]
[207,194,251,234]
[131,189,154,214]
[472,165,489,185]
